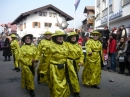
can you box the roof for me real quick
[84,6,95,13]
[11,4,73,25]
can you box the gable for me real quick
[11,4,73,25]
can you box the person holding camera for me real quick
[116,37,126,74]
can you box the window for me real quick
[24,23,26,29]
[44,23,52,28]
[53,13,57,17]
[102,0,106,10]
[55,23,58,26]
[20,24,23,31]
[49,23,52,27]
[97,5,100,14]
[45,23,48,27]
[49,12,52,17]
[18,26,20,31]
[32,22,40,28]
[39,11,42,16]
[43,12,47,16]
[35,22,38,27]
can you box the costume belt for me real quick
[52,63,65,69]
[67,57,79,80]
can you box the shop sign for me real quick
[101,10,122,23]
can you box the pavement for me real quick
[0,51,130,97]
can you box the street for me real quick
[0,51,130,97]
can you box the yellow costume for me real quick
[82,38,102,86]
[66,32,84,94]
[19,44,37,90]
[47,31,70,97]
[10,34,20,69]
[35,37,52,84]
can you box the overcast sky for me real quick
[0,0,94,32]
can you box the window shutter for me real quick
[49,23,52,27]
[20,24,23,31]
[55,23,58,26]
[21,24,23,31]
[24,23,26,28]
[38,22,40,28]
[32,22,34,28]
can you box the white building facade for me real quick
[12,4,73,37]
[95,0,130,33]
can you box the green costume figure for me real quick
[10,34,20,72]
[47,31,70,97]
[82,31,103,89]
[66,32,84,97]
[19,34,37,97]
[35,31,52,84]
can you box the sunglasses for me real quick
[93,34,99,36]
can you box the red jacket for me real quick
[78,38,83,46]
[109,39,116,53]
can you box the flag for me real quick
[74,0,80,11]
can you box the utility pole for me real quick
[107,0,109,29]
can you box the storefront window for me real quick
[109,0,113,5]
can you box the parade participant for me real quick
[19,34,37,97]
[35,31,52,84]
[82,30,103,89]
[66,32,84,97]
[10,34,20,72]
[47,30,70,97]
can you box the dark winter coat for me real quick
[3,38,12,56]
[103,29,110,42]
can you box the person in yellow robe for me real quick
[35,31,52,84]
[66,32,84,97]
[47,30,70,97]
[19,34,37,97]
[10,34,20,72]
[82,31,103,89]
